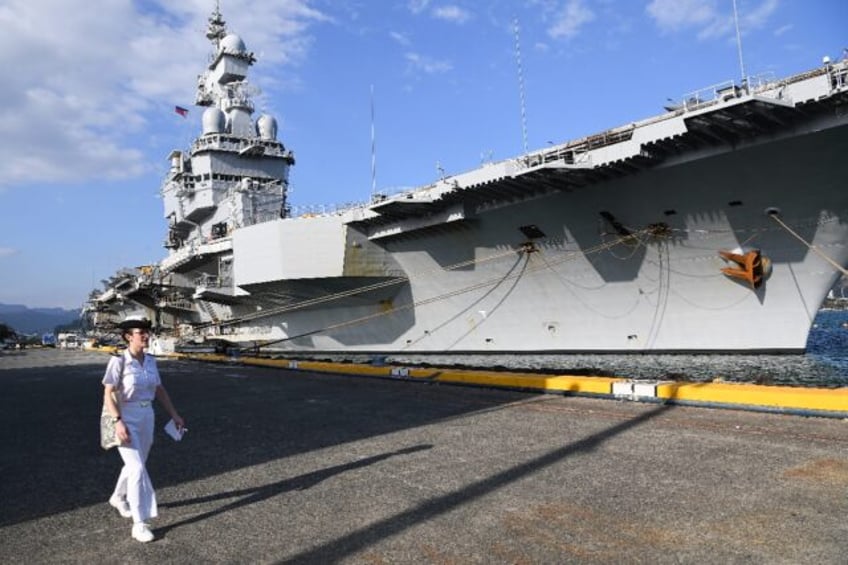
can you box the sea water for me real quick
[387,310,848,387]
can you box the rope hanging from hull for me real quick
[768,211,848,276]
[236,228,656,352]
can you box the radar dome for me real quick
[201,107,226,135]
[220,33,247,55]
[256,114,278,140]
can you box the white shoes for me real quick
[132,522,155,543]
[110,496,154,542]
[108,495,132,519]
[109,495,154,543]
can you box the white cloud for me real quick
[743,0,779,31]
[646,0,716,31]
[0,0,327,190]
[773,24,793,37]
[408,0,431,15]
[696,15,733,41]
[407,1,471,24]
[390,31,413,47]
[646,0,777,40]
[0,247,17,258]
[548,0,595,40]
[405,52,453,74]
[432,5,472,24]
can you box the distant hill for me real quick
[0,303,82,335]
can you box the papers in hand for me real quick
[164,419,186,441]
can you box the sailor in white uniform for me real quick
[102,315,185,543]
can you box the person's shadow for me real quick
[156,444,432,536]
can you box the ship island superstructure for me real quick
[86,8,848,354]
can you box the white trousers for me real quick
[112,402,158,524]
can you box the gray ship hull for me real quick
[223,122,847,353]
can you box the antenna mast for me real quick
[732,0,747,89]
[370,84,377,200]
[513,18,529,156]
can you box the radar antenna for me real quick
[206,1,227,47]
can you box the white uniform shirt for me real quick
[102,351,161,402]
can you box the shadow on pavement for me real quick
[156,444,432,536]
[280,402,672,563]
[0,355,523,526]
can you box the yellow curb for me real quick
[656,381,848,413]
[430,370,623,394]
[168,352,848,417]
[176,353,622,393]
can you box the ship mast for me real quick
[206,1,227,48]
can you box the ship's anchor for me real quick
[719,249,770,289]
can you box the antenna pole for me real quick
[513,18,529,156]
[370,84,377,200]
[732,0,747,89]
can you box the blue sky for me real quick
[0,0,844,309]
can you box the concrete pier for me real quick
[1,349,846,563]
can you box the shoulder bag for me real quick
[100,354,125,450]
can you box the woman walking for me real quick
[102,315,184,542]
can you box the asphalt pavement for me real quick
[1,349,846,564]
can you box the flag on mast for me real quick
[175,105,189,117]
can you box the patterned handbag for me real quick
[100,408,121,450]
[100,356,124,450]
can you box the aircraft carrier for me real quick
[86,7,848,355]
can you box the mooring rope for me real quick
[198,245,525,330]
[221,214,843,352]
[244,253,533,351]
[768,212,848,276]
[233,228,655,351]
